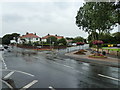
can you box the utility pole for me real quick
[50,38,51,50]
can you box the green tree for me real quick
[88,31,98,42]
[76,2,118,40]
[2,33,20,45]
[99,33,115,44]
[72,36,84,43]
[66,37,74,40]
[58,38,67,45]
[47,36,57,45]
[11,33,20,42]
[112,32,120,44]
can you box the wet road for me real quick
[1,46,120,89]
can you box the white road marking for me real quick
[48,86,55,90]
[98,74,120,81]
[52,61,74,69]
[33,56,83,74]
[1,57,7,69]
[20,80,38,90]
[4,71,15,79]
[1,69,34,77]
[16,70,34,77]
[52,61,83,74]
[0,79,13,89]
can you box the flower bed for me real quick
[74,49,87,55]
[88,53,107,59]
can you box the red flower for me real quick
[92,40,103,45]
[76,42,85,45]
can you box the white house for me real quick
[10,40,17,44]
[18,32,41,44]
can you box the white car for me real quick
[0,45,4,51]
[72,43,77,46]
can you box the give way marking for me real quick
[20,80,38,90]
[3,71,15,79]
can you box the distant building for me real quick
[41,34,64,42]
[18,32,41,44]
[10,40,17,44]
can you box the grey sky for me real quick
[1,0,119,38]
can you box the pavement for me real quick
[65,50,120,68]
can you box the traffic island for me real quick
[65,50,119,68]
[88,55,107,59]
[33,48,52,51]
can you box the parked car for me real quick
[72,43,77,46]
[0,45,4,51]
[4,45,9,49]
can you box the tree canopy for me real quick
[47,36,57,45]
[58,38,67,45]
[2,33,20,45]
[76,2,119,38]
[72,36,85,43]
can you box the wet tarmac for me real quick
[1,46,120,89]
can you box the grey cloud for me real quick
[2,14,24,23]
[2,2,88,38]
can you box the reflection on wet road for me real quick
[1,46,120,89]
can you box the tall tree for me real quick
[88,31,98,42]
[2,33,20,45]
[76,2,118,39]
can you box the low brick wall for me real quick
[17,45,67,49]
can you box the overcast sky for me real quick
[0,0,119,38]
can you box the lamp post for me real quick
[50,38,51,50]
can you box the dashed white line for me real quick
[33,56,83,74]
[4,71,15,79]
[20,80,38,90]
[52,61,83,74]
[1,57,7,69]
[98,74,120,81]
[53,61,74,69]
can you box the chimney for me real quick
[48,34,50,36]
[55,34,57,36]
[34,33,36,35]
[26,32,29,35]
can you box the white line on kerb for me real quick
[98,74,120,81]
[4,71,15,79]
[20,80,38,90]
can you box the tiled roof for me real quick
[42,35,63,39]
[20,33,40,38]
